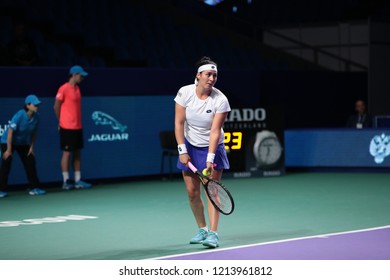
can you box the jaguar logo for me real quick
[91,111,127,132]
[88,111,129,142]
[369,134,390,164]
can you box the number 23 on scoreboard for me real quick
[224,132,242,150]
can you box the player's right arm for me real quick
[175,102,190,165]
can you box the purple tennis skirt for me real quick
[177,138,230,172]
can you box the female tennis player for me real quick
[174,56,231,248]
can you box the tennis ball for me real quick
[202,168,211,176]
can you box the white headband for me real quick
[195,64,218,85]
[197,64,218,73]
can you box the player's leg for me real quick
[203,169,222,248]
[207,169,222,232]
[183,170,208,244]
[183,170,206,227]
[203,143,228,248]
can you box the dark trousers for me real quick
[0,144,40,191]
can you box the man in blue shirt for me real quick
[0,95,45,197]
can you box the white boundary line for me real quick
[151,225,390,260]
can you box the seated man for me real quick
[346,99,372,129]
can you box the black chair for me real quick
[159,130,178,179]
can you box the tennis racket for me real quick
[187,161,235,215]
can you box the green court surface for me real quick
[1,172,389,260]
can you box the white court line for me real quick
[151,225,390,260]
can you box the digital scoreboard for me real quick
[223,107,284,178]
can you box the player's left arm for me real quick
[208,112,228,169]
[175,102,191,166]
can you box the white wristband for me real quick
[178,144,188,155]
[206,153,215,163]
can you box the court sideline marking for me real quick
[152,225,390,260]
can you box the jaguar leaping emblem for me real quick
[91,111,127,132]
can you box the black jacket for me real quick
[346,113,372,128]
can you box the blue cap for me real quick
[25,95,41,106]
[69,65,88,76]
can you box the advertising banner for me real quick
[285,129,390,167]
[0,96,174,185]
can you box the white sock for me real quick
[201,227,209,232]
[62,172,69,182]
[74,171,81,182]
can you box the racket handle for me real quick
[187,162,217,173]
[187,162,197,173]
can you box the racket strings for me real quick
[207,181,233,214]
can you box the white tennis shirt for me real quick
[174,84,231,147]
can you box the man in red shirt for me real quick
[53,65,92,190]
